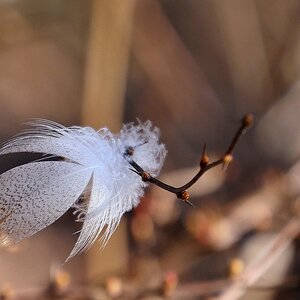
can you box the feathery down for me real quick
[0,120,166,260]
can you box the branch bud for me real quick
[141,171,151,182]
[200,144,209,168]
[242,114,254,127]
[177,190,190,201]
[200,153,209,168]
[177,191,195,207]
[223,154,233,170]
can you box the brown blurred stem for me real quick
[127,114,253,206]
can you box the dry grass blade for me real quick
[216,217,300,300]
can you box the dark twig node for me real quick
[124,140,148,157]
[126,114,253,207]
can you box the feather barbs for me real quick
[0,120,167,261]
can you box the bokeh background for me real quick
[0,0,299,299]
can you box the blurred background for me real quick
[0,0,299,299]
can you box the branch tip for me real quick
[185,199,196,207]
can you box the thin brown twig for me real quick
[126,114,253,206]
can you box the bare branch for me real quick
[126,114,253,206]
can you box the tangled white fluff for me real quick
[0,120,166,260]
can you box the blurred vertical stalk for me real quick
[81,0,136,280]
[81,0,136,132]
[212,0,273,113]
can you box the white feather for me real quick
[0,120,166,260]
[0,161,92,245]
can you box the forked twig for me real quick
[126,115,253,206]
